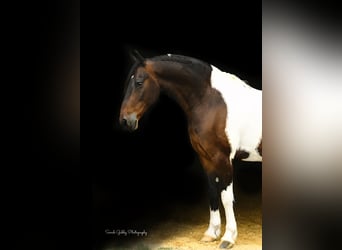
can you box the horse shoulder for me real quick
[188,112,230,163]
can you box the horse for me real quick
[119,50,262,249]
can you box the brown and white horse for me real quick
[119,51,262,249]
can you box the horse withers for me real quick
[119,51,262,249]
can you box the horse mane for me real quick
[151,54,208,65]
[150,54,258,90]
[149,54,212,77]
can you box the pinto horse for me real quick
[119,51,262,249]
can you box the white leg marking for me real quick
[204,209,221,239]
[221,183,238,243]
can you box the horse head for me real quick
[119,50,160,131]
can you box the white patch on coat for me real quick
[204,209,221,239]
[210,65,262,162]
[221,183,237,243]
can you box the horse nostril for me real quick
[121,118,127,127]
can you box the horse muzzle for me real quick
[120,113,139,131]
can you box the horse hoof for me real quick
[219,241,234,249]
[200,235,216,242]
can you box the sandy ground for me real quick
[101,187,261,250]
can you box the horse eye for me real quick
[135,80,143,87]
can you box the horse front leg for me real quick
[200,171,222,242]
[189,128,237,248]
[220,180,237,249]
[198,153,237,249]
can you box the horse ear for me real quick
[129,49,145,63]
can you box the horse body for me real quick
[210,65,262,162]
[119,52,262,249]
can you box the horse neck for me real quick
[158,72,210,118]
